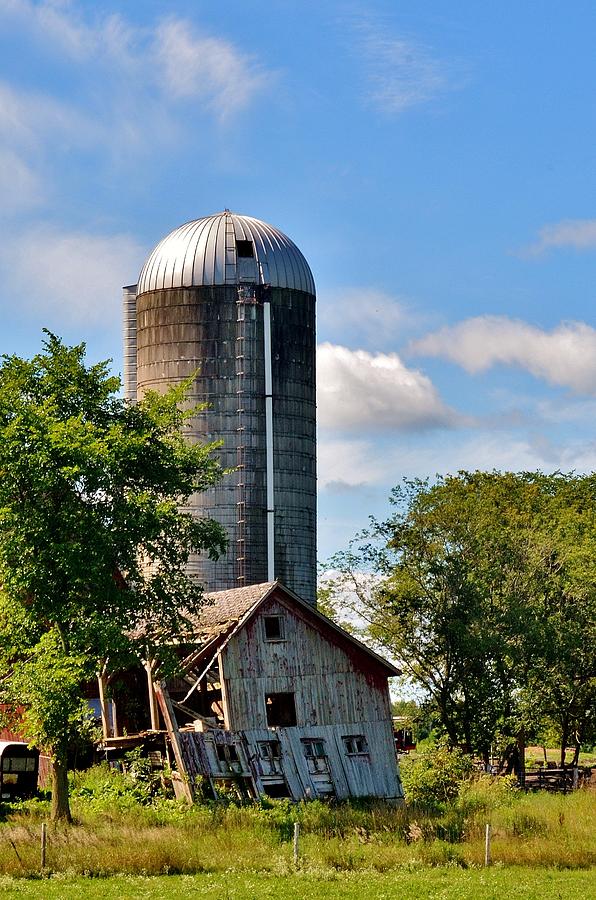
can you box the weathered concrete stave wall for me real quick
[134,284,316,601]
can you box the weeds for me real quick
[0,762,592,877]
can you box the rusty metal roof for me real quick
[137,211,315,295]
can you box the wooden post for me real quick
[217,651,230,729]
[144,659,160,731]
[40,823,47,870]
[484,823,491,867]
[97,669,112,740]
[154,681,194,804]
[293,822,300,866]
[111,700,120,738]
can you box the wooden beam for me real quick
[217,651,231,730]
[144,659,160,731]
[97,670,112,740]
[154,681,194,804]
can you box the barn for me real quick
[101,581,404,802]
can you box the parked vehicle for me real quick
[0,741,39,800]
[393,719,416,753]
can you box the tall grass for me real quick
[0,765,593,877]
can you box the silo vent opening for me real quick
[236,240,255,258]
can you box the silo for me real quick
[123,211,317,604]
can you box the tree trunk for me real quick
[51,755,72,823]
[501,742,516,775]
[516,728,526,787]
[572,731,581,767]
[560,716,569,768]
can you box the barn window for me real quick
[263,615,285,641]
[258,740,281,760]
[236,240,254,258]
[302,739,326,759]
[216,743,239,764]
[343,735,369,755]
[262,782,291,798]
[265,692,297,727]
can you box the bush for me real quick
[455,772,518,815]
[400,740,474,808]
[69,756,163,813]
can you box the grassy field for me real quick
[0,777,593,878]
[0,868,594,899]
[525,746,596,768]
[0,762,592,898]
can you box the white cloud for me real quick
[353,19,448,115]
[521,219,596,256]
[0,80,99,148]
[0,149,43,213]
[0,1,136,64]
[317,433,524,490]
[318,288,421,348]
[154,19,269,119]
[410,316,596,394]
[317,342,457,432]
[536,396,596,425]
[0,226,145,328]
[0,79,106,217]
[318,430,596,492]
[0,2,269,123]
[318,438,381,489]
[0,4,272,215]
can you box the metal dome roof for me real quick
[137,211,315,295]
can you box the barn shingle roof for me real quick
[198,582,275,636]
[183,580,400,678]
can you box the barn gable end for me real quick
[220,589,394,731]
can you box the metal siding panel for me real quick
[122,285,138,402]
[137,213,315,295]
[232,215,249,242]
[179,221,196,286]
[202,217,218,286]
[155,235,172,292]
[244,219,271,286]
[260,222,284,288]
[213,214,226,284]
[141,243,161,294]
[186,218,207,286]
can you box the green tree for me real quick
[0,333,227,821]
[513,474,596,765]
[323,472,596,767]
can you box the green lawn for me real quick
[0,869,594,899]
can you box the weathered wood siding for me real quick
[213,592,402,799]
[221,595,392,731]
[244,723,403,800]
[177,723,403,801]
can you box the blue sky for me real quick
[1,0,596,560]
